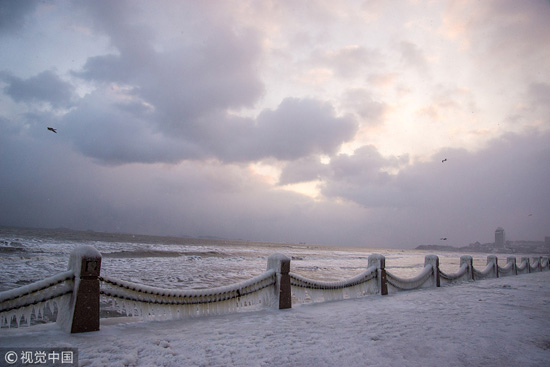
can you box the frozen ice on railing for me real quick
[439,263,469,282]
[498,262,515,276]
[103,282,275,319]
[0,270,74,328]
[1,293,71,328]
[99,269,277,319]
[289,266,378,304]
[0,270,74,303]
[292,280,376,304]
[473,262,495,279]
[100,269,275,299]
[290,266,377,290]
[386,264,433,291]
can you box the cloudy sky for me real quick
[1,0,549,248]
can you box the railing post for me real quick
[368,254,387,295]
[521,257,530,273]
[507,257,517,275]
[57,245,102,333]
[424,255,440,287]
[542,257,549,271]
[487,255,498,278]
[460,255,474,281]
[537,257,543,272]
[267,254,291,309]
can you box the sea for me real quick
[0,225,513,294]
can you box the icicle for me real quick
[47,299,55,315]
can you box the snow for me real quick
[67,245,101,275]
[1,271,549,367]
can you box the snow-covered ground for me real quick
[1,271,549,367]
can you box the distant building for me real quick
[495,227,505,248]
[546,236,550,248]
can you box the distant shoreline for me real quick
[416,243,550,255]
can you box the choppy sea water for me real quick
[0,226,516,294]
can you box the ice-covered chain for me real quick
[439,264,469,281]
[289,266,377,290]
[99,270,276,305]
[386,264,433,291]
[0,271,74,304]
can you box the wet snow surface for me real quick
[1,227,549,366]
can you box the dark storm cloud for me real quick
[252,98,357,161]
[0,130,365,245]
[1,70,75,108]
[278,156,330,185]
[0,0,37,34]
[61,90,202,165]
[61,91,357,165]
[318,131,550,242]
[54,2,357,164]
[321,145,408,207]
[73,0,264,126]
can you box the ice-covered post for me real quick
[424,255,440,287]
[267,254,291,309]
[542,257,549,271]
[521,257,531,273]
[57,245,102,333]
[487,255,498,278]
[368,254,387,295]
[460,255,474,281]
[506,257,517,275]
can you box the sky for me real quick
[0,0,549,248]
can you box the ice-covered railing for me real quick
[290,254,439,302]
[99,270,276,319]
[516,257,530,274]
[0,271,74,328]
[96,254,291,319]
[386,265,434,291]
[2,245,549,334]
[290,266,378,303]
[439,256,473,284]
[291,253,549,304]
[1,245,102,333]
[473,255,499,280]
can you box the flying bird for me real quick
[442,158,447,163]
[440,237,447,240]
[47,127,57,133]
